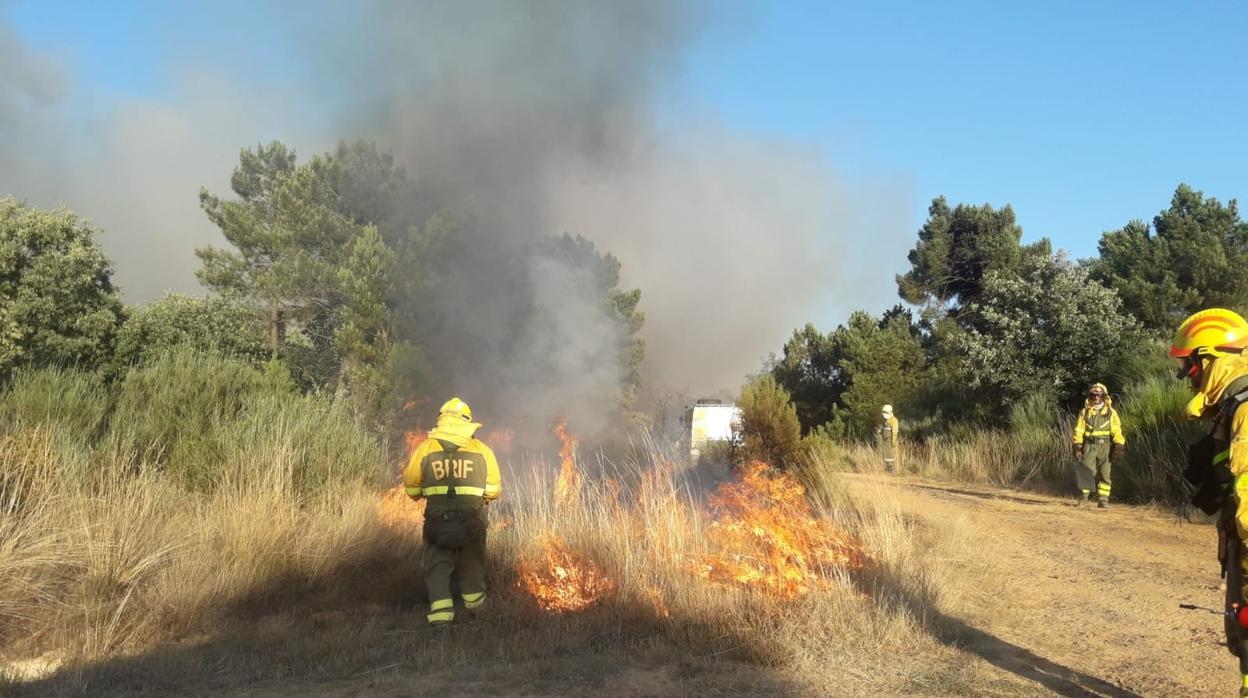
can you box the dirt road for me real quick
[842,472,1237,697]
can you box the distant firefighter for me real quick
[403,397,502,625]
[1071,383,1125,508]
[876,404,900,473]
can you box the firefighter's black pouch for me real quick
[423,510,484,549]
[1186,434,1234,516]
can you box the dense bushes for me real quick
[0,199,125,381]
[112,293,269,371]
[736,374,802,467]
[0,349,387,495]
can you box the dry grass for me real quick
[1,426,996,696]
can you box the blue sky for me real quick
[7,0,1247,259]
[679,1,1248,256]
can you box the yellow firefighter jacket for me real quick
[1072,399,1125,446]
[877,414,899,445]
[1192,355,1248,478]
[403,418,502,512]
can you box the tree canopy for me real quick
[897,197,1051,313]
[0,198,124,379]
[958,253,1142,409]
[771,307,926,437]
[196,141,412,414]
[1091,184,1248,334]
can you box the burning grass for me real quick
[0,422,986,696]
[697,461,866,598]
[516,534,615,613]
[552,418,580,505]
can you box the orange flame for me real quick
[482,427,515,457]
[404,428,428,457]
[517,535,614,613]
[644,584,671,619]
[378,484,426,530]
[553,419,580,505]
[696,461,865,598]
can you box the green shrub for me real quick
[216,392,387,493]
[0,367,113,474]
[1119,373,1190,434]
[108,348,293,488]
[1110,370,1203,505]
[737,374,802,468]
[112,293,268,372]
[800,424,849,470]
[0,366,112,439]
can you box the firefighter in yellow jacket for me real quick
[403,397,502,625]
[1170,309,1248,696]
[877,404,900,472]
[1071,383,1125,508]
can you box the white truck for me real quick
[684,399,742,462]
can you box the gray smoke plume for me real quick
[0,2,912,439]
[0,16,65,123]
[0,12,327,301]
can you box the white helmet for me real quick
[881,404,893,416]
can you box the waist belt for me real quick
[1084,436,1112,444]
[412,485,486,497]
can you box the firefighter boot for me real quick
[1075,493,1090,508]
[1097,499,1108,509]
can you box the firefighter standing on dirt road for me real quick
[403,397,502,626]
[1171,309,1248,697]
[1071,383,1126,508]
[877,404,900,473]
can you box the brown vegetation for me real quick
[0,425,989,695]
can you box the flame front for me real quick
[482,427,515,456]
[697,461,865,598]
[644,584,671,619]
[517,535,614,612]
[387,404,428,532]
[553,419,580,505]
[378,484,426,530]
[404,428,428,457]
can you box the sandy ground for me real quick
[841,473,1237,697]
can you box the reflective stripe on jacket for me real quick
[1073,401,1125,445]
[402,432,502,509]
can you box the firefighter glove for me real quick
[1072,443,1083,459]
[1112,443,1125,461]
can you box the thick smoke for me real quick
[0,14,326,300]
[306,1,910,425]
[0,2,912,438]
[0,15,65,122]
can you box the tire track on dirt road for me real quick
[843,473,1236,697]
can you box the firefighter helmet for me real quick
[1169,308,1248,359]
[438,397,473,422]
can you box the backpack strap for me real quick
[436,438,461,499]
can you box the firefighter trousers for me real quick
[422,529,487,624]
[880,440,898,472]
[1224,495,1248,671]
[1080,442,1112,502]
